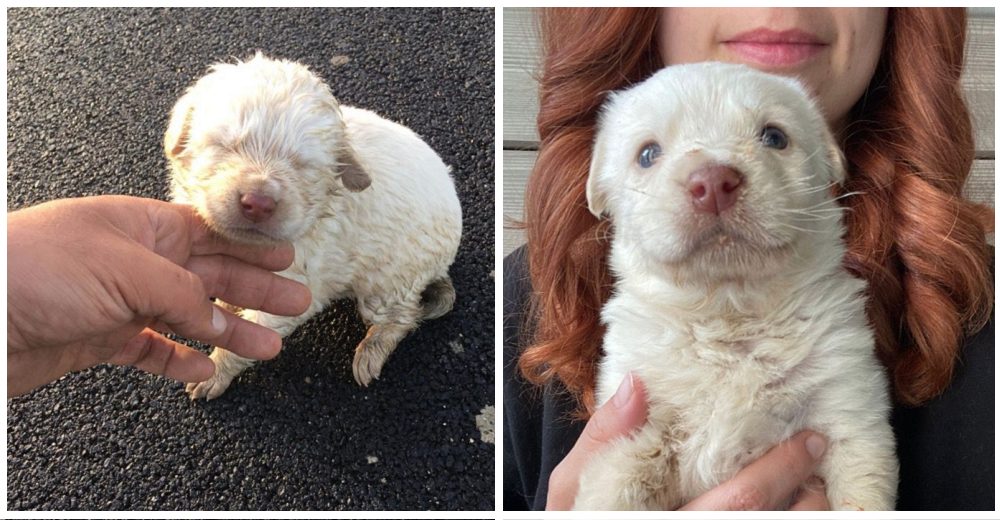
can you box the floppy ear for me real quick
[164,90,195,164]
[326,96,372,192]
[823,127,848,184]
[586,126,611,218]
[337,143,371,192]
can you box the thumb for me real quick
[547,372,649,510]
[578,372,649,451]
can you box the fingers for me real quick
[132,263,282,361]
[196,237,296,273]
[180,209,296,271]
[143,200,296,271]
[125,250,230,343]
[121,233,287,361]
[789,477,830,511]
[185,255,311,317]
[208,306,283,361]
[681,430,827,511]
[108,329,215,383]
[547,372,649,510]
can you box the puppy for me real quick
[577,62,897,510]
[165,53,462,399]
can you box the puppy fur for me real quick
[576,62,897,510]
[165,53,462,399]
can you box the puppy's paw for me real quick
[352,343,387,387]
[831,493,895,511]
[352,333,395,387]
[185,373,234,400]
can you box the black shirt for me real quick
[503,245,995,511]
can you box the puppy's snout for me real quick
[240,192,277,223]
[687,165,743,215]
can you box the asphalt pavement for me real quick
[7,8,495,511]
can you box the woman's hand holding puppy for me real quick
[7,195,312,397]
[547,372,831,511]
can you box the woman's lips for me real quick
[723,28,827,68]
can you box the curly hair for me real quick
[519,7,994,415]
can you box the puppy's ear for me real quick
[164,91,195,164]
[337,144,371,192]
[327,98,372,193]
[823,128,848,184]
[586,127,610,218]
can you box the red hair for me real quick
[519,8,994,415]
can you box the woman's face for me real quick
[658,8,888,132]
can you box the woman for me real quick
[504,7,994,510]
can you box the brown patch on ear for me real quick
[338,145,371,192]
[164,93,195,162]
[325,95,370,192]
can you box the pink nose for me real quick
[687,165,744,215]
[240,193,276,223]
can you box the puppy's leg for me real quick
[352,292,423,386]
[808,376,898,511]
[186,298,326,400]
[574,424,682,510]
[185,345,256,400]
[817,422,898,510]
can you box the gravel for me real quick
[7,7,494,511]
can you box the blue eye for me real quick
[637,142,662,168]
[761,126,788,150]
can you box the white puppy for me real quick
[165,53,462,399]
[577,62,897,510]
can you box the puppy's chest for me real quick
[681,315,809,385]
[287,221,356,300]
[608,308,815,397]
[607,316,816,497]
[603,307,823,491]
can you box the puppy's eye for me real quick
[761,126,788,150]
[637,142,662,168]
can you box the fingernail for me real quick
[806,434,827,460]
[611,371,635,408]
[211,306,227,334]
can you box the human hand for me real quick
[7,195,312,397]
[681,430,830,510]
[546,372,649,510]
[546,372,829,510]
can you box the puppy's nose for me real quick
[687,165,744,215]
[240,193,276,223]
